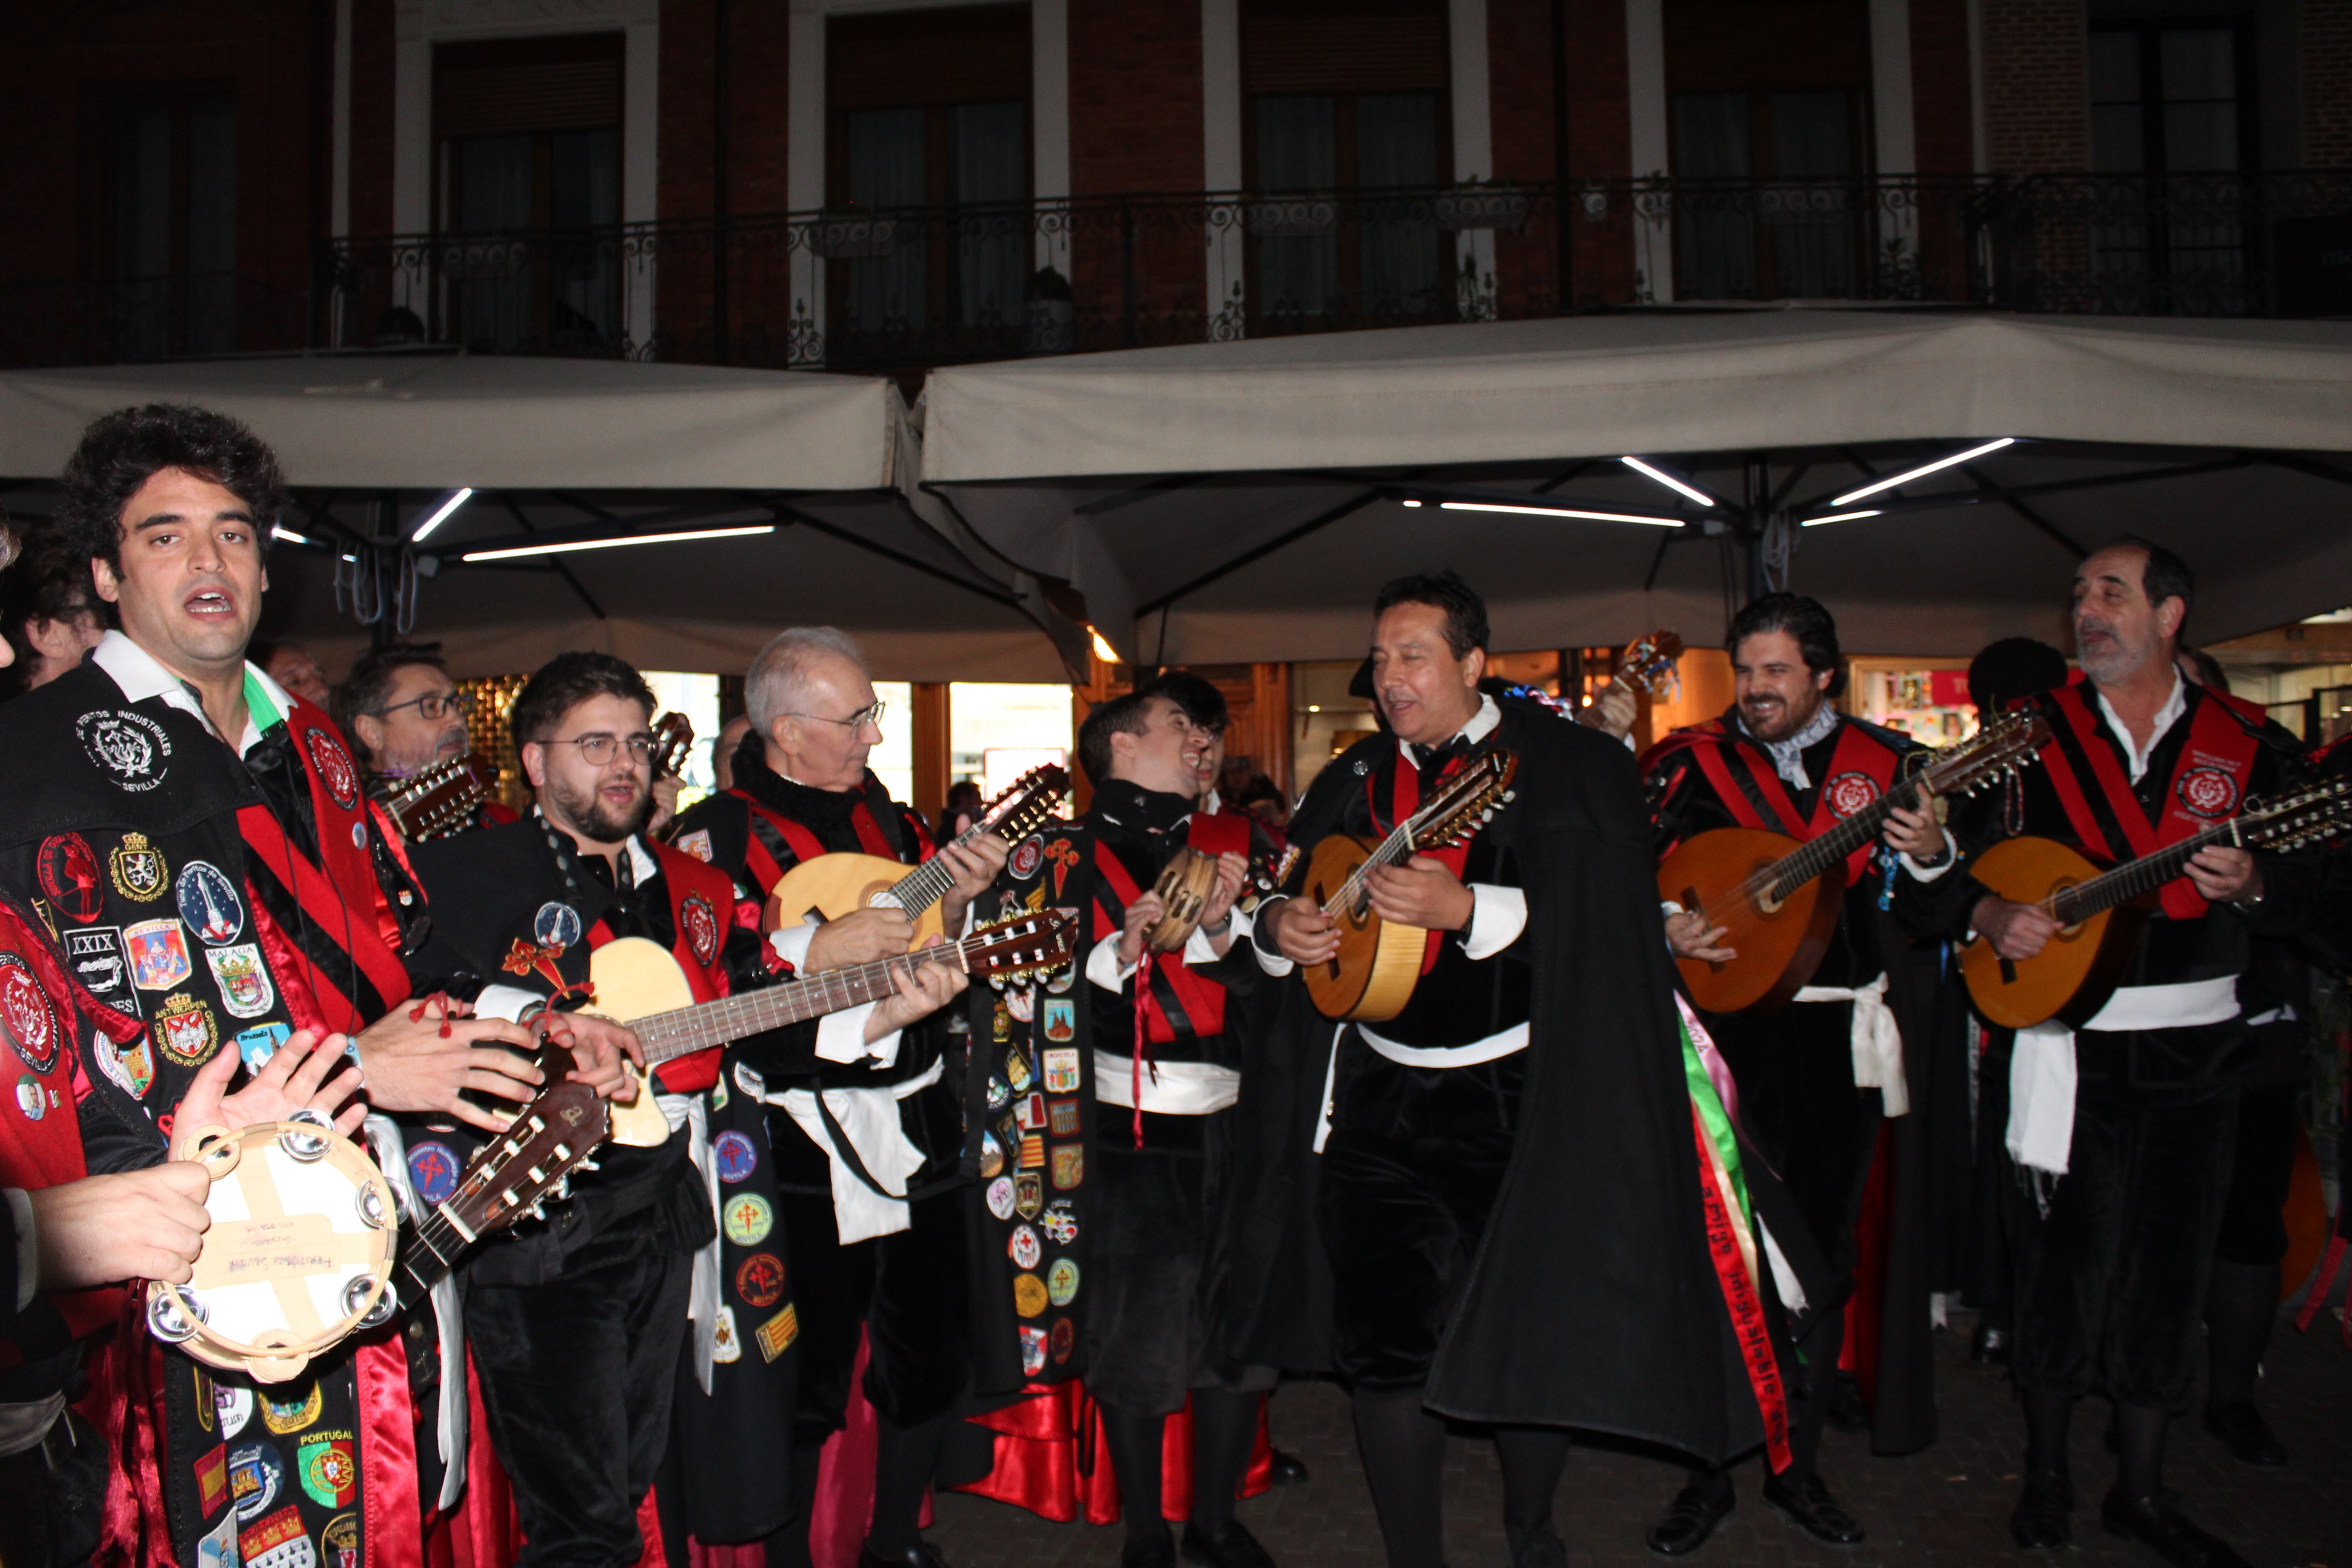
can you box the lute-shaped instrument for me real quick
[379,753,501,840]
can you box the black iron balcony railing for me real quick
[6,173,2347,372]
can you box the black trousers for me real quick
[2007,1058,2238,1410]
[776,1183,970,1444]
[470,1237,693,1568]
[2214,1083,2298,1267]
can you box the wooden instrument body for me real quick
[1301,833,1432,1022]
[1146,846,1221,953]
[768,853,947,947]
[583,935,703,1147]
[1960,835,2149,1029]
[1657,827,1845,1014]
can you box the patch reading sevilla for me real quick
[77,709,172,792]
[303,729,362,810]
[37,834,105,923]
[127,920,192,990]
[1823,772,1882,820]
[735,1252,786,1309]
[0,954,60,1074]
[681,895,721,967]
[2176,765,2240,820]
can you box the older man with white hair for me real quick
[666,628,1004,1568]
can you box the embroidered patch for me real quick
[78,709,172,792]
[66,926,138,1018]
[110,832,169,902]
[709,1072,729,1111]
[1015,1092,1046,1132]
[1019,1324,1049,1376]
[1005,986,1035,1024]
[1009,835,1044,880]
[711,1305,742,1364]
[1041,999,1076,1045]
[1047,1256,1080,1306]
[127,919,193,990]
[1050,1315,1074,1364]
[986,1175,1015,1219]
[240,1504,314,1568]
[681,894,721,967]
[2176,765,2240,820]
[235,1023,292,1070]
[296,1433,355,1509]
[208,945,275,1019]
[304,730,362,810]
[194,1443,230,1514]
[724,1192,774,1247]
[714,1130,759,1182]
[408,1141,461,1206]
[320,1513,360,1568]
[674,828,715,863]
[755,1304,799,1362]
[979,1132,1004,1180]
[0,954,59,1074]
[37,833,105,923]
[1004,1047,1032,1092]
[1048,1097,1081,1137]
[227,1441,284,1521]
[1018,1132,1045,1170]
[1044,962,1074,995]
[1008,1224,1042,1270]
[1013,1273,1049,1319]
[216,1383,254,1441]
[985,1074,1011,1110]
[735,1252,786,1308]
[176,861,245,945]
[533,901,583,951]
[1042,1047,1080,1093]
[260,1381,322,1435]
[1014,1171,1044,1220]
[1041,1199,1078,1245]
[98,1034,155,1097]
[195,1508,238,1568]
[1050,1143,1083,1191]
[1824,771,1882,820]
[154,993,221,1067]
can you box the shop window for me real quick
[109,93,235,358]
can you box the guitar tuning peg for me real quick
[577,1158,599,1173]
[554,1178,571,1199]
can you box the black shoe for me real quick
[1507,1519,1567,1568]
[1181,1520,1275,1568]
[2201,1403,2288,1468]
[858,1544,949,1568]
[1971,1323,2011,1365]
[1645,1481,1735,1558]
[1123,1524,1177,1568]
[1266,1448,1310,1488]
[1761,1474,1865,1547]
[2100,1488,2254,1568]
[2009,1465,2072,1549]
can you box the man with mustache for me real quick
[1640,593,1953,1554]
[341,642,519,836]
[1915,539,2314,1568]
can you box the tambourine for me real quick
[1145,847,1222,953]
[145,1113,399,1384]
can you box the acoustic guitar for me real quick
[379,753,501,841]
[1960,778,2352,1029]
[1660,711,2050,1013]
[766,765,1071,949]
[1302,750,1519,1022]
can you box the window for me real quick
[2086,22,2255,312]
[1670,89,1860,299]
[109,93,235,358]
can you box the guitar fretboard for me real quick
[629,946,967,1064]
[2048,818,2252,925]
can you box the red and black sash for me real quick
[239,706,412,1033]
[1665,717,1902,882]
[1371,748,1478,975]
[2034,681,2266,921]
[730,777,931,898]
[584,842,736,1093]
[1088,811,1251,1048]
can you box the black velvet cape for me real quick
[1225,692,1765,1464]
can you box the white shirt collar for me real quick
[1394,692,1500,764]
[2092,669,2188,784]
[89,629,297,758]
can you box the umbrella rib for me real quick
[499,490,608,620]
[766,503,1024,607]
[1968,470,2085,560]
[1134,488,1384,617]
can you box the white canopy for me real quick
[0,354,1073,681]
[921,312,2352,661]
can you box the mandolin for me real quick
[379,753,501,840]
[767,765,1071,949]
[1961,778,2352,1029]
[1301,750,1519,1022]
[652,711,695,779]
[1660,711,2051,1014]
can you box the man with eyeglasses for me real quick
[667,627,1003,1568]
[340,642,521,835]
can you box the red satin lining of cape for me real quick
[952,1382,1274,1525]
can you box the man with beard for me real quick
[1246,573,1763,1568]
[1915,539,2313,1568]
[666,627,1001,1568]
[406,651,966,1568]
[1642,593,1954,1554]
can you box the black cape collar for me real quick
[733,742,870,830]
[1091,778,1195,835]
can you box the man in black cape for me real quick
[1232,573,1765,1568]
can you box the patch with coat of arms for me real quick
[153,993,220,1067]
[0,953,60,1074]
[77,709,172,793]
[207,945,276,1019]
[110,832,169,902]
[304,728,362,810]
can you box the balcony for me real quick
[6,174,2348,373]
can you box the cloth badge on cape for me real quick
[710,1072,730,1110]
[407,1141,461,1206]
[297,1432,356,1508]
[235,1023,293,1070]
[985,1075,1011,1110]
[735,1252,786,1308]
[0,953,59,1073]
[38,833,105,923]
[1009,835,1044,880]
[1050,1143,1083,1190]
[260,1381,322,1434]
[1013,1273,1048,1318]
[1042,999,1076,1044]
[1015,1092,1046,1131]
[1051,1315,1074,1363]
[194,1443,230,1514]
[979,1132,1004,1179]
[194,1369,216,1433]
[674,828,715,863]
[176,861,245,945]
[228,1440,284,1520]
[320,1514,359,1568]
[196,1509,238,1568]
[1042,1047,1079,1092]
[127,919,192,990]
[1823,772,1881,819]
[98,1034,155,1098]
[713,1130,759,1182]
[711,1305,742,1364]
[1044,838,1079,898]
[78,709,172,793]
[986,1175,1015,1219]
[1009,1224,1042,1270]
[350,822,366,849]
[216,1383,254,1441]
[1048,1097,1080,1137]
[304,729,363,810]
[1019,1324,1049,1377]
[990,1004,1010,1044]
[111,832,170,902]
[154,993,221,1067]
[724,1192,774,1246]
[15,1074,47,1121]
[240,1504,315,1568]
[1004,1048,1032,1092]
[1014,1171,1043,1220]
[1044,962,1074,995]
[1047,1257,1080,1306]
[2176,765,2240,819]
[681,895,722,967]
[207,944,276,1019]
[755,1304,799,1362]
[1005,986,1035,1024]
[66,926,139,1019]
[1042,1199,1078,1244]
[1018,1132,1045,1170]
[534,901,584,951]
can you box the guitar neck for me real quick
[1756,779,1914,899]
[2049,819,2245,924]
[630,944,960,1065]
